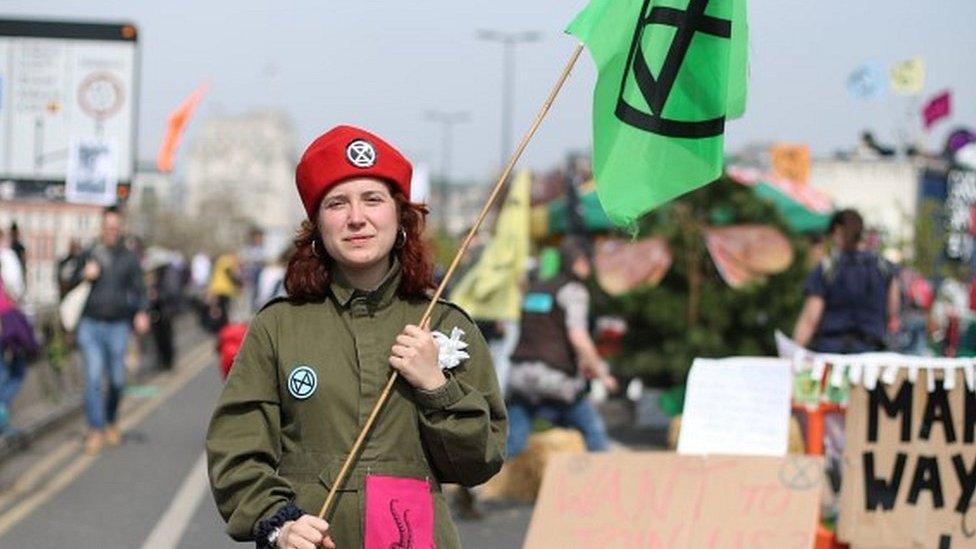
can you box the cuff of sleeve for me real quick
[414,375,465,412]
[254,501,305,548]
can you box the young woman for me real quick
[206,125,506,549]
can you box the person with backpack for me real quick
[505,238,618,458]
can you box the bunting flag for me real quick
[889,57,924,96]
[567,0,748,230]
[922,90,951,130]
[775,330,976,394]
[846,62,885,100]
[156,83,209,172]
[449,170,531,321]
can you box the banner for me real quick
[524,453,822,549]
[449,170,530,321]
[945,169,976,261]
[839,369,976,548]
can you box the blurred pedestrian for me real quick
[146,249,182,370]
[506,238,618,458]
[241,227,267,312]
[9,222,26,276]
[0,228,28,432]
[204,253,240,333]
[793,209,900,353]
[254,247,292,308]
[791,208,900,520]
[928,263,974,357]
[206,125,505,549]
[190,251,211,297]
[67,206,150,455]
[57,239,84,299]
[0,228,24,305]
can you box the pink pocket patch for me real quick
[364,475,435,549]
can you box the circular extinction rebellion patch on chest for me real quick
[288,365,318,400]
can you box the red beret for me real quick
[295,125,412,219]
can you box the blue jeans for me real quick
[506,396,610,458]
[77,318,130,430]
[0,342,27,411]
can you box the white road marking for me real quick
[0,342,214,537]
[141,451,210,549]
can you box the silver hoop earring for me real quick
[311,239,322,258]
[395,227,407,249]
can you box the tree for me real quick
[593,176,811,386]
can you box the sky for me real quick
[3,0,974,183]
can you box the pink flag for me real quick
[922,90,951,130]
[364,475,434,549]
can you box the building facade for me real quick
[810,158,921,249]
[0,200,102,308]
[184,110,301,256]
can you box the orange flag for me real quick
[769,143,810,185]
[156,83,209,172]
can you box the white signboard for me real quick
[678,357,794,457]
[65,138,117,205]
[0,20,138,196]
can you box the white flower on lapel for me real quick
[431,327,470,370]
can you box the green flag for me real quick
[568,0,748,229]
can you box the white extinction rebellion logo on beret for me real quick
[346,140,377,168]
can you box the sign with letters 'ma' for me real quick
[840,369,976,548]
[524,452,822,549]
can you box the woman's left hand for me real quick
[390,324,447,392]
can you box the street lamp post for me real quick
[424,110,469,230]
[477,29,541,169]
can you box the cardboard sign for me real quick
[839,369,976,548]
[524,452,822,549]
[678,358,793,456]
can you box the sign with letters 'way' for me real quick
[840,369,976,548]
[525,452,822,549]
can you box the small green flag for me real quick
[568,0,748,230]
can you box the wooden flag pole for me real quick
[317,42,585,521]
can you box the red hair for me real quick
[284,189,435,302]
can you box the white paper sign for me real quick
[65,139,118,205]
[677,357,793,457]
